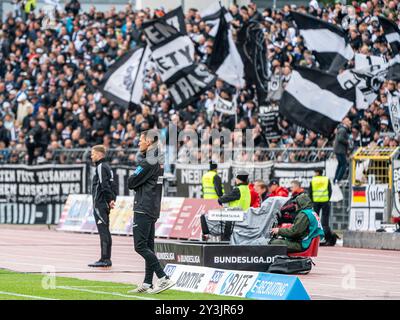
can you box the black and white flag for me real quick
[352,54,387,109]
[337,54,400,109]
[206,8,245,88]
[160,6,187,34]
[201,2,233,37]
[379,16,400,56]
[237,21,269,104]
[142,18,216,108]
[98,45,150,107]
[388,91,400,134]
[280,66,355,136]
[291,11,354,73]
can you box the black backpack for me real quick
[268,255,315,275]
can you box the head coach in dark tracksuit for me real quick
[89,145,116,268]
[127,129,175,294]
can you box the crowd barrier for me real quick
[0,148,345,227]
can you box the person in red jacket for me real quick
[279,180,305,224]
[267,179,289,197]
[248,183,260,208]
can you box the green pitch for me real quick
[0,269,244,300]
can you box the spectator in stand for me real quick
[0,2,398,166]
[253,179,269,203]
[248,182,261,208]
[267,179,289,197]
[65,0,81,16]
[279,180,305,225]
[0,119,11,147]
[333,117,352,184]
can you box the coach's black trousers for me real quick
[94,205,112,261]
[133,212,166,285]
[313,202,332,240]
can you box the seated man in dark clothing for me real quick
[270,193,324,253]
[278,180,305,225]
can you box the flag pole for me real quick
[128,44,148,109]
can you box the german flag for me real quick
[353,186,367,203]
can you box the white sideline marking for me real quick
[65,285,132,289]
[0,291,58,300]
[57,286,158,300]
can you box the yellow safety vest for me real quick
[311,176,330,203]
[202,171,224,199]
[229,185,251,211]
[25,0,37,14]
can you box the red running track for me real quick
[0,226,399,300]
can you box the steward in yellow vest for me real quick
[310,169,338,247]
[202,162,224,199]
[24,0,37,14]
[218,170,251,211]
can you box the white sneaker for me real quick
[150,277,175,294]
[128,284,152,294]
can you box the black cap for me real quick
[210,161,218,170]
[236,170,249,183]
[268,179,279,186]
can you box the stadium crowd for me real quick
[0,0,399,172]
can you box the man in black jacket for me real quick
[127,130,175,294]
[88,145,116,268]
[333,117,352,183]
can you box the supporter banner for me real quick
[175,163,231,198]
[164,263,310,300]
[89,164,136,196]
[0,164,87,224]
[109,165,135,196]
[258,104,280,140]
[267,75,284,102]
[231,161,273,183]
[272,162,325,188]
[215,94,236,115]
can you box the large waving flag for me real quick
[291,11,354,73]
